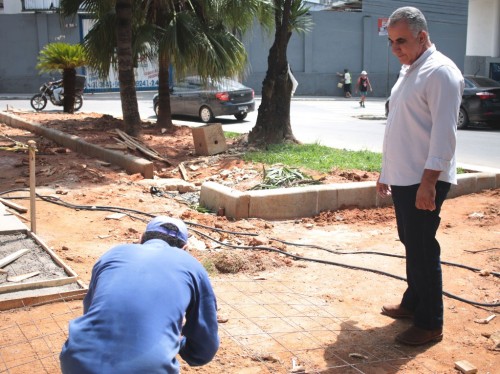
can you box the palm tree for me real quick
[248,0,312,145]
[60,0,143,135]
[145,0,270,130]
[35,42,87,113]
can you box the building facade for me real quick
[1,0,493,96]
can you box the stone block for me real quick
[191,123,227,156]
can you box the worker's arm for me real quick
[179,272,219,366]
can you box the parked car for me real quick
[459,75,500,128]
[384,75,500,129]
[153,76,255,123]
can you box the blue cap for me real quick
[145,216,188,244]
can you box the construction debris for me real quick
[7,271,40,283]
[114,128,171,164]
[0,248,30,268]
[349,352,368,360]
[105,213,127,221]
[454,360,477,374]
[178,162,189,180]
[250,165,320,190]
[0,197,28,213]
[474,314,496,324]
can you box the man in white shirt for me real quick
[337,69,352,97]
[376,7,464,346]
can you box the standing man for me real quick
[60,216,219,373]
[376,7,464,346]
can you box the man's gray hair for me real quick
[388,6,428,36]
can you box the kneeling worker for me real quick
[60,216,219,373]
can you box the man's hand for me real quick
[416,183,436,210]
[376,177,391,197]
[416,169,441,211]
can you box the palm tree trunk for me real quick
[248,0,297,145]
[156,53,174,130]
[62,68,76,113]
[116,0,141,136]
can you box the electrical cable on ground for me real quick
[1,189,499,308]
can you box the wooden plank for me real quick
[0,286,87,311]
[178,162,189,181]
[0,197,28,213]
[6,208,30,222]
[7,271,40,283]
[0,275,77,294]
[0,248,30,268]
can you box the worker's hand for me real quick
[415,183,436,211]
[376,178,391,197]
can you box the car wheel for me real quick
[30,94,47,111]
[199,106,214,123]
[457,107,469,129]
[234,113,247,121]
[154,103,159,117]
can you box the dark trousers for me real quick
[391,181,450,330]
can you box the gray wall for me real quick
[0,1,468,97]
[243,0,468,97]
[0,13,81,93]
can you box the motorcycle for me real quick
[30,76,86,111]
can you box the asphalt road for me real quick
[1,92,499,169]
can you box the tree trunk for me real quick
[248,0,297,145]
[116,0,141,136]
[62,68,76,113]
[156,54,174,130]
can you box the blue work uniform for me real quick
[60,239,219,373]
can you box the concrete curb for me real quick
[200,169,500,219]
[0,111,154,178]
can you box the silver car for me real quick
[153,76,255,123]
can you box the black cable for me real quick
[189,228,500,308]
[2,190,498,307]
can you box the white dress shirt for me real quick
[380,45,464,186]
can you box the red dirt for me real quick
[0,111,498,373]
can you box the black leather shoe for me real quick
[396,326,443,346]
[381,304,413,319]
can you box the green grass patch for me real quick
[242,143,382,173]
[223,131,241,139]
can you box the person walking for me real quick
[337,68,352,97]
[376,7,464,346]
[60,216,219,373]
[355,71,372,107]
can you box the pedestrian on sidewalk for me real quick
[355,71,372,107]
[60,216,219,374]
[376,6,464,346]
[336,68,352,97]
